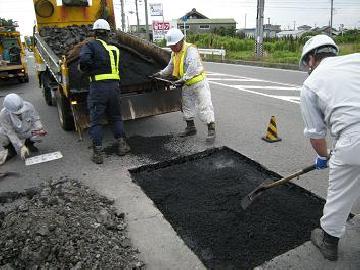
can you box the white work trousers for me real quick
[321,129,360,238]
[182,79,215,124]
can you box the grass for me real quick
[172,32,360,65]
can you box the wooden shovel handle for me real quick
[263,164,316,189]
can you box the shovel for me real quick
[241,164,316,210]
[148,76,175,85]
[0,171,19,179]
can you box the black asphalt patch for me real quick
[130,147,324,270]
[104,135,178,161]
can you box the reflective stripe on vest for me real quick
[172,42,205,86]
[91,39,120,81]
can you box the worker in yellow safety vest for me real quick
[152,28,216,142]
[79,19,130,164]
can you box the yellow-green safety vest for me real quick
[91,39,120,81]
[172,42,205,86]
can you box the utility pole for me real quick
[329,0,334,36]
[144,0,150,40]
[293,20,296,30]
[244,13,247,29]
[135,0,140,32]
[255,0,264,57]
[120,0,126,31]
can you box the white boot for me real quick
[0,149,9,165]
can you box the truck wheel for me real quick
[44,86,53,106]
[18,75,29,83]
[55,91,75,131]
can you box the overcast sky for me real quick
[0,0,359,36]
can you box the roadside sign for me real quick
[149,3,163,16]
[152,21,170,41]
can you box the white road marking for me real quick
[209,80,301,104]
[207,78,262,82]
[233,85,301,91]
[206,61,306,74]
[207,71,300,87]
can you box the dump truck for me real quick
[0,19,29,83]
[32,0,181,138]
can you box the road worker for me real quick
[0,93,47,164]
[152,28,216,142]
[79,19,130,164]
[299,34,360,261]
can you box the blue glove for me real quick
[315,155,328,169]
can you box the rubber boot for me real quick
[206,122,216,142]
[92,145,103,164]
[117,137,131,156]
[311,228,339,261]
[179,120,197,137]
[25,139,38,153]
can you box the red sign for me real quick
[152,21,170,31]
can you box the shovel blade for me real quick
[241,179,274,210]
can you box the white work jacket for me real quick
[300,53,360,139]
[0,101,43,152]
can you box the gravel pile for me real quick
[0,179,144,270]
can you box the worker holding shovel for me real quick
[151,28,216,142]
[0,93,47,164]
[299,35,360,261]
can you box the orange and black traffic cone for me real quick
[262,116,282,143]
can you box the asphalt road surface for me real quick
[1,54,359,269]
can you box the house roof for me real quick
[182,8,208,19]
[277,30,306,37]
[176,18,236,24]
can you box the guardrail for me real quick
[163,47,226,61]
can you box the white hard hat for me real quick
[299,34,338,70]
[93,19,111,31]
[165,28,184,46]
[3,93,24,114]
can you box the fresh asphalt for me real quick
[0,54,359,269]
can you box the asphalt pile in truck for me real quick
[39,25,170,90]
[0,178,144,269]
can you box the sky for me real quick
[0,0,359,36]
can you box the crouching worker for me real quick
[0,93,47,164]
[152,28,216,142]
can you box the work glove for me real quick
[31,129,48,137]
[315,155,328,170]
[20,145,30,160]
[173,79,185,88]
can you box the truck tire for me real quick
[23,74,29,83]
[44,86,54,106]
[18,75,29,83]
[55,90,75,131]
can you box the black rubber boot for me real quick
[25,139,39,153]
[117,137,131,156]
[311,228,339,261]
[206,122,216,142]
[92,145,103,164]
[179,120,197,137]
[5,144,17,161]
